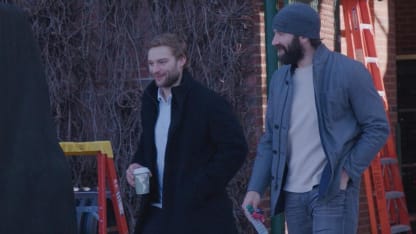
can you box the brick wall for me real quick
[246,0,270,231]
[247,1,267,157]
[320,0,336,50]
[373,0,397,128]
[396,0,416,55]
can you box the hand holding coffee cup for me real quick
[133,167,150,195]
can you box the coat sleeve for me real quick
[192,93,248,199]
[343,62,389,183]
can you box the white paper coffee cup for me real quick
[133,167,150,195]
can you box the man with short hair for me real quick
[126,33,248,234]
[242,3,389,234]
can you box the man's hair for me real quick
[148,33,188,62]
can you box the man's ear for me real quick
[300,36,314,47]
[178,55,187,67]
[299,36,309,44]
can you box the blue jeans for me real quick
[284,186,351,234]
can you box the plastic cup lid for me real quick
[133,167,150,174]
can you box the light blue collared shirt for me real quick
[152,89,172,208]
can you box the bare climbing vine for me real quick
[3,0,259,232]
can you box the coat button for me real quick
[274,124,279,129]
[272,150,277,154]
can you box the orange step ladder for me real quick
[60,141,129,234]
[341,1,412,233]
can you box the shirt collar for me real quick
[157,88,172,104]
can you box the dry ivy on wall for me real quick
[3,0,258,233]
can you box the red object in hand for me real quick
[252,211,265,222]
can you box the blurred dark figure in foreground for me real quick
[0,4,77,234]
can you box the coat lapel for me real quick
[168,71,192,137]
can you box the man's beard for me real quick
[277,36,304,65]
[160,69,181,88]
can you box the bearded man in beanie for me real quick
[242,3,389,233]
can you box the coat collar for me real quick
[168,70,193,135]
[143,69,194,136]
[171,69,193,102]
[313,44,330,67]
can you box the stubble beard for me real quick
[158,69,181,88]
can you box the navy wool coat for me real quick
[133,70,248,234]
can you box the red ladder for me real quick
[60,141,129,234]
[341,1,411,233]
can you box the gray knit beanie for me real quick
[272,3,321,39]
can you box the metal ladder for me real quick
[341,1,412,233]
[60,141,129,234]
